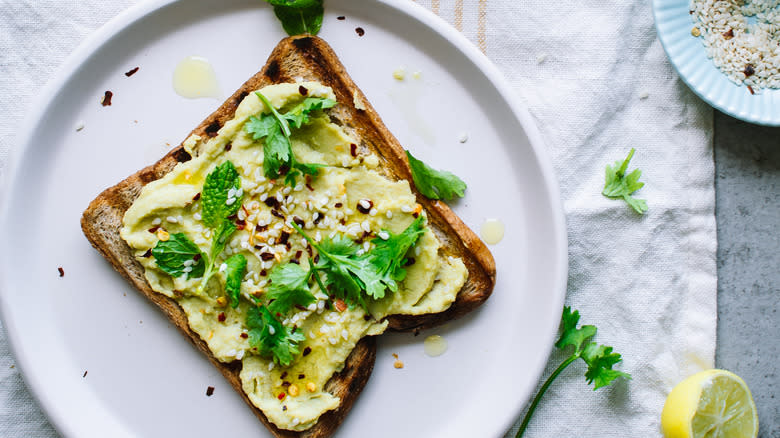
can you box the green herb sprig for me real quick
[247,305,306,367]
[516,307,631,437]
[264,0,324,36]
[602,148,648,214]
[245,92,335,185]
[406,150,467,201]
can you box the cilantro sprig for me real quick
[406,150,467,201]
[264,0,324,36]
[267,263,316,315]
[516,307,631,437]
[245,92,335,185]
[292,216,425,309]
[247,305,306,367]
[602,148,648,214]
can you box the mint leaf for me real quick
[201,160,242,228]
[247,305,306,366]
[268,1,324,36]
[406,150,467,200]
[602,148,648,214]
[224,254,247,308]
[151,233,205,279]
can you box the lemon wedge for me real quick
[661,369,758,438]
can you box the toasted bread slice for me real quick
[81,35,495,437]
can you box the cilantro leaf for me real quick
[201,160,243,228]
[406,150,467,200]
[199,219,238,293]
[368,216,425,289]
[151,233,205,279]
[267,263,316,315]
[516,306,631,437]
[247,305,306,366]
[246,93,332,182]
[581,343,632,390]
[602,148,648,214]
[292,218,425,306]
[224,254,247,308]
[266,0,324,36]
[554,306,597,352]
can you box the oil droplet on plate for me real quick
[480,219,505,245]
[173,56,221,99]
[424,335,448,357]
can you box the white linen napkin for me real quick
[0,0,716,437]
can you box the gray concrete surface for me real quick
[714,111,779,438]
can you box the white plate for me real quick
[653,0,780,126]
[0,1,567,437]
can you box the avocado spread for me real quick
[120,82,467,431]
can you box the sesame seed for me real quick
[341,329,349,340]
[283,186,292,195]
[269,326,276,335]
[329,337,338,345]
[236,188,243,197]
[320,325,330,334]
[183,266,192,273]
[361,221,371,232]
[226,197,236,206]
[152,218,162,225]
[378,231,390,240]
[193,213,202,221]
[166,216,178,223]
[260,193,268,202]
[386,210,393,219]
[359,199,371,210]
[228,188,236,198]
[291,418,300,427]
[369,208,377,216]
[268,362,275,371]
[401,205,413,213]
[219,263,228,273]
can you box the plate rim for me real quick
[0,0,568,436]
[652,0,780,127]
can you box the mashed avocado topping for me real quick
[120,82,467,431]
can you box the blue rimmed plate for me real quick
[653,0,780,126]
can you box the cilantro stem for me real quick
[516,354,579,438]
[256,92,291,137]
[617,147,635,177]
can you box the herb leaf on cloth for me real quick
[515,306,631,437]
[602,148,648,214]
[151,233,205,279]
[406,150,467,200]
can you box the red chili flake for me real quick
[744,64,755,77]
[334,299,347,312]
[292,216,305,227]
[295,250,303,259]
[355,27,365,37]
[125,67,140,77]
[193,253,202,262]
[279,231,290,245]
[280,371,288,379]
[256,223,269,232]
[337,15,346,20]
[58,267,65,277]
[102,91,113,106]
[403,257,416,267]
[363,314,371,321]
[299,85,308,96]
[240,332,248,339]
[412,212,420,218]
[148,226,160,233]
[723,29,734,39]
[278,393,286,400]
[350,143,358,157]
[217,312,226,322]
[206,386,215,396]
[282,405,287,411]
[747,85,755,95]
[334,202,343,208]
[303,347,312,356]
[271,209,285,220]
[282,381,291,387]
[142,249,152,258]
[224,142,233,152]
[260,269,267,276]
[260,252,275,261]
[235,219,246,230]
[192,192,201,201]
[305,183,315,191]
[82,370,88,378]
[264,197,280,208]
[356,199,373,214]
[298,374,305,379]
